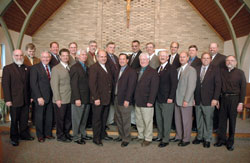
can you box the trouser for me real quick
[114,97,131,142]
[71,104,90,141]
[175,105,193,142]
[92,104,110,142]
[195,104,214,142]
[135,105,154,142]
[130,105,136,125]
[35,101,53,138]
[155,101,174,143]
[10,105,30,141]
[54,103,72,139]
[107,105,115,125]
[217,95,239,146]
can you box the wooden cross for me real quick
[125,0,133,28]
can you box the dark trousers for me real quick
[53,103,72,139]
[10,105,31,141]
[92,104,110,142]
[31,101,36,125]
[35,101,53,138]
[218,95,239,146]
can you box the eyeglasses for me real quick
[171,46,178,48]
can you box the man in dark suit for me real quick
[49,41,60,68]
[154,51,178,148]
[169,42,181,69]
[2,49,34,146]
[193,52,221,148]
[113,53,137,147]
[89,50,113,146]
[30,51,54,142]
[134,52,159,147]
[209,43,226,131]
[188,45,202,68]
[70,49,91,145]
[128,40,141,69]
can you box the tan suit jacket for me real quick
[50,63,71,104]
[23,55,40,66]
[149,54,160,69]
[86,52,96,67]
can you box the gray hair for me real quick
[77,49,87,56]
[139,52,150,59]
[40,50,51,57]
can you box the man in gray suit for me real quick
[173,51,197,147]
[146,42,160,69]
[51,48,72,143]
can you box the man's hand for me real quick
[182,101,188,107]
[124,101,129,108]
[237,103,243,112]
[211,99,218,107]
[216,101,220,110]
[37,98,45,106]
[167,99,173,103]
[30,98,33,102]
[6,101,12,107]
[94,99,101,106]
[75,100,81,107]
[147,103,153,107]
[56,100,62,108]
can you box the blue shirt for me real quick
[79,61,87,71]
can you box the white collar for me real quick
[149,53,155,60]
[181,63,188,70]
[60,61,68,69]
[160,61,168,69]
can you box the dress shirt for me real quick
[99,62,107,72]
[158,61,168,73]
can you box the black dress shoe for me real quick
[121,141,129,147]
[152,137,162,142]
[114,137,122,142]
[74,140,85,145]
[178,141,190,147]
[57,137,71,143]
[203,141,210,148]
[65,134,73,141]
[82,136,92,140]
[226,145,234,151]
[192,138,203,144]
[104,136,113,141]
[10,140,19,146]
[158,142,169,148]
[20,136,35,141]
[45,135,55,140]
[214,142,226,147]
[93,140,103,146]
[38,137,45,143]
[170,138,181,142]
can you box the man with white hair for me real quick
[2,49,34,146]
[70,49,92,144]
[134,52,159,147]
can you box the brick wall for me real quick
[33,0,224,56]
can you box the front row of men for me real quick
[3,47,246,151]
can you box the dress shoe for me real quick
[121,141,129,147]
[214,142,226,147]
[93,140,103,146]
[178,141,190,147]
[203,141,210,148]
[65,134,73,141]
[45,135,55,140]
[82,135,92,140]
[74,140,85,145]
[38,137,45,143]
[158,142,169,148]
[169,138,181,142]
[152,137,162,142]
[192,138,203,144]
[141,140,151,147]
[132,137,144,143]
[10,140,19,146]
[20,136,34,141]
[57,137,71,143]
[114,137,122,142]
[104,136,113,141]
[226,145,234,151]
[192,127,197,132]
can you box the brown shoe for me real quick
[141,140,151,147]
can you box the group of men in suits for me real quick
[2,40,246,151]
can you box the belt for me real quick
[222,93,238,96]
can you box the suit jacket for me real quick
[211,53,226,68]
[169,53,181,69]
[149,54,160,69]
[128,50,142,69]
[190,57,202,68]
[49,52,60,68]
[134,66,159,107]
[89,62,113,105]
[23,55,40,66]
[157,63,178,103]
[70,62,90,104]
[30,62,52,104]
[50,63,71,104]
[2,63,30,107]
[86,52,96,67]
[194,65,221,106]
[106,53,119,78]
[115,66,137,105]
[176,65,197,106]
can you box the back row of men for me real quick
[2,40,246,151]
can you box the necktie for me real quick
[66,65,70,72]
[200,67,206,83]
[170,55,174,64]
[138,68,144,81]
[56,55,60,61]
[130,53,136,65]
[45,65,51,80]
[110,54,116,64]
[178,68,183,80]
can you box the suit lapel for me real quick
[179,65,189,80]
[139,66,149,82]
[202,65,212,84]
[39,63,50,80]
